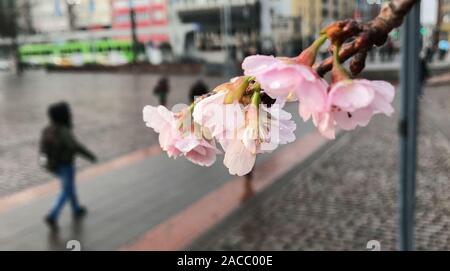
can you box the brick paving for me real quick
[0,71,224,197]
[192,84,450,251]
[2,70,450,251]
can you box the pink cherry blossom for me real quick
[192,91,245,140]
[327,79,395,131]
[143,105,219,167]
[223,104,296,176]
[297,78,329,122]
[143,105,182,158]
[259,104,297,150]
[174,135,219,167]
[242,54,329,122]
[311,112,337,140]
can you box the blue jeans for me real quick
[48,165,81,220]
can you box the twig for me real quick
[313,0,419,77]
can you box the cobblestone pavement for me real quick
[0,71,224,197]
[192,84,450,251]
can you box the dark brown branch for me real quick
[313,0,419,77]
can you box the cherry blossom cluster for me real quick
[143,34,395,176]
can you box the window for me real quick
[115,14,130,24]
[153,10,166,21]
[136,12,150,22]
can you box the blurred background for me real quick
[0,0,447,74]
[0,0,449,251]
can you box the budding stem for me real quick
[332,43,351,82]
[297,34,328,66]
[312,34,328,51]
[251,87,261,108]
[224,76,251,104]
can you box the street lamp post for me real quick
[0,0,22,75]
[66,0,80,31]
[128,0,139,64]
[221,0,232,78]
[399,0,421,251]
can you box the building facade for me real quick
[292,0,355,40]
[29,0,71,33]
[441,0,450,41]
[354,0,384,22]
[261,0,301,56]
[111,0,169,44]
[171,0,305,58]
[73,0,113,30]
[170,0,262,61]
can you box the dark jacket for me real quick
[153,79,169,95]
[189,81,209,102]
[39,125,95,172]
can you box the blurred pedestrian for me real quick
[438,39,449,61]
[425,45,435,63]
[39,102,97,229]
[153,76,169,106]
[418,57,429,97]
[386,38,395,61]
[189,79,209,102]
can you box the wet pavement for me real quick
[0,86,317,250]
[2,69,450,250]
[0,71,224,196]
[191,84,450,251]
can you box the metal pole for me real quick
[129,0,138,64]
[399,1,421,251]
[222,0,232,78]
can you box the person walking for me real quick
[189,79,209,102]
[39,102,97,229]
[153,76,170,106]
[438,39,449,61]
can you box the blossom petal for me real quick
[222,103,245,138]
[257,66,301,99]
[186,145,217,167]
[329,80,375,111]
[333,111,358,131]
[223,140,256,176]
[352,107,374,127]
[143,105,173,132]
[367,80,395,103]
[175,137,200,153]
[298,104,312,121]
[242,55,278,76]
[372,93,395,116]
[296,78,328,112]
[314,112,336,139]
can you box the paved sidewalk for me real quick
[0,71,225,197]
[0,103,319,251]
[191,84,450,251]
[2,75,449,251]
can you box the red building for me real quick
[112,0,169,44]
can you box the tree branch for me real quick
[313,0,419,77]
